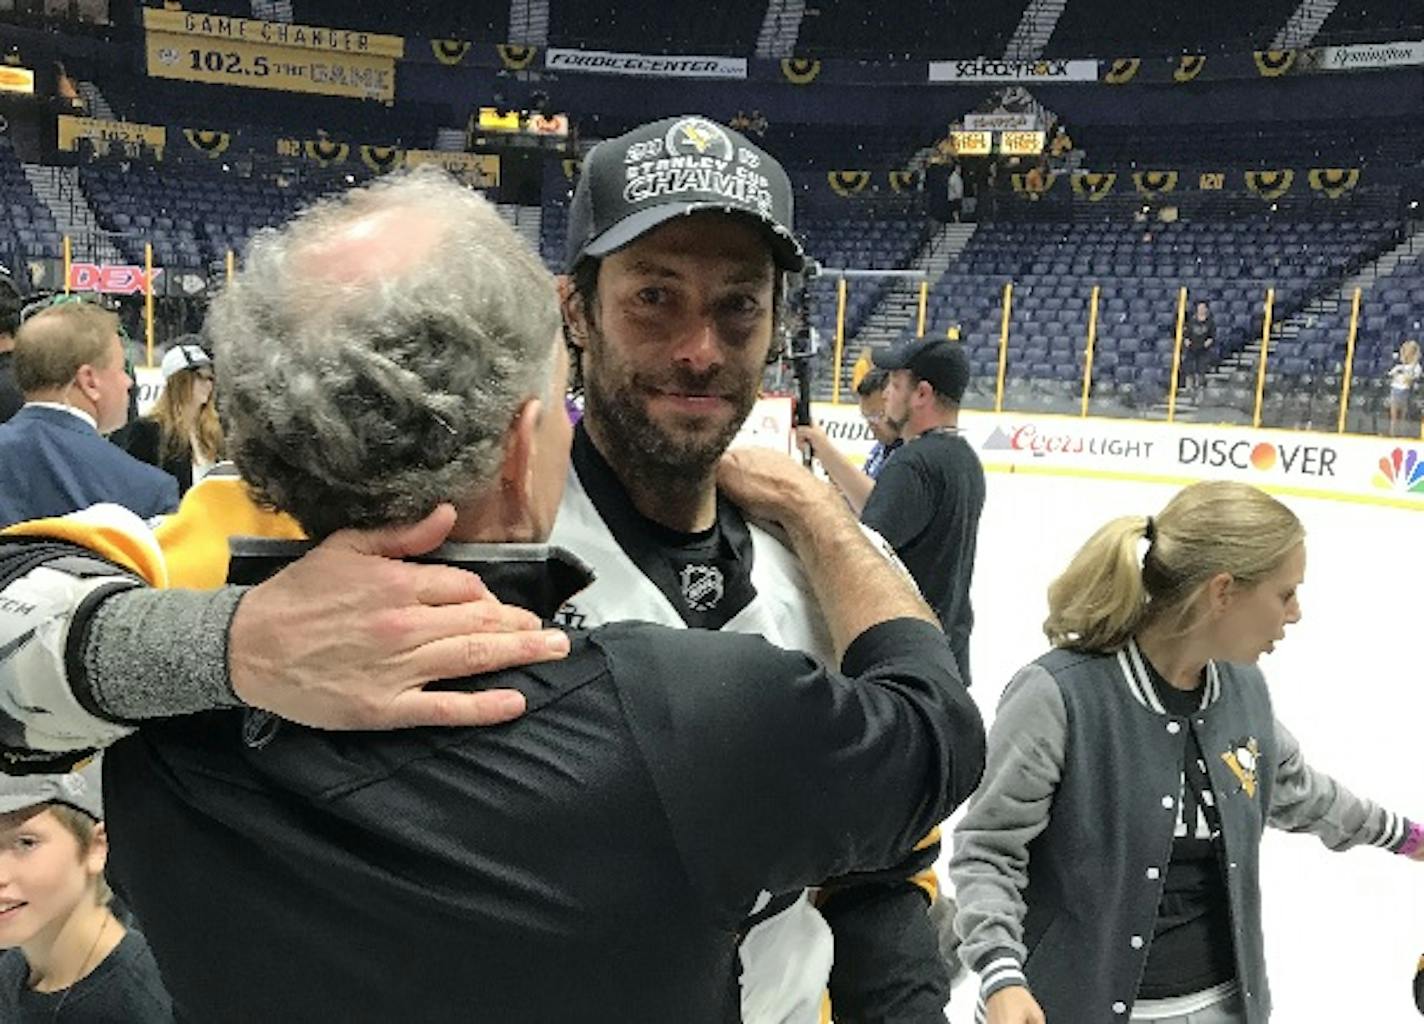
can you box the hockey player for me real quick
[556,114,956,1022]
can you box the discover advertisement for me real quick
[733,401,1424,508]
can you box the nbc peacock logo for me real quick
[1373,448,1424,493]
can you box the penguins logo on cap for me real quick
[666,117,735,163]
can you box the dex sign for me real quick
[68,263,163,296]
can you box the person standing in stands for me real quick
[0,758,173,1022]
[951,481,1423,1024]
[116,340,222,496]
[858,337,984,689]
[946,161,965,223]
[1386,338,1421,438]
[1183,300,1216,392]
[795,368,903,514]
[558,115,958,1021]
[0,273,23,424]
[0,302,176,527]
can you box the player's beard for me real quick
[581,321,761,484]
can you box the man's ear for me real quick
[500,397,543,512]
[73,363,102,403]
[557,275,587,352]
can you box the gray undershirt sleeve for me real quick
[82,587,250,721]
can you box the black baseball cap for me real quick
[566,115,804,273]
[873,337,971,403]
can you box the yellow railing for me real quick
[1079,284,1099,418]
[808,270,1386,436]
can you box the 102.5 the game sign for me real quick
[142,8,403,101]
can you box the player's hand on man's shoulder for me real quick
[229,505,570,731]
[717,446,832,526]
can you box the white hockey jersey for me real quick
[550,459,836,1024]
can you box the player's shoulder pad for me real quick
[2,504,165,586]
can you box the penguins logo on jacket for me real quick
[1221,737,1260,798]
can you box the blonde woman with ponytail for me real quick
[950,481,1423,1024]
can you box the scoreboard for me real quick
[952,129,1045,157]
[1000,131,1046,156]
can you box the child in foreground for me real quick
[0,758,172,1022]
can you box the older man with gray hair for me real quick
[0,169,983,1023]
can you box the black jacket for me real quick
[114,416,193,496]
[96,542,984,1024]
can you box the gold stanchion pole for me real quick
[226,249,235,286]
[995,282,1013,413]
[1167,287,1188,422]
[1251,287,1276,429]
[144,241,155,368]
[1337,288,1362,434]
[916,280,928,338]
[831,277,848,404]
[1080,284,1100,417]
[62,235,72,294]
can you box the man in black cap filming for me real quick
[860,338,984,689]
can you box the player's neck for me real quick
[581,417,718,532]
[626,473,717,533]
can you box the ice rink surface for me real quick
[938,469,1423,1022]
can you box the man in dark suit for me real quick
[0,301,177,527]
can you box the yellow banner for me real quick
[404,150,500,188]
[144,9,402,55]
[58,115,166,155]
[0,66,35,94]
[144,8,401,102]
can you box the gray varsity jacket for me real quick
[949,639,1415,1024]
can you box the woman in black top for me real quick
[118,341,220,496]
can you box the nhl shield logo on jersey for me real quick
[679,564,725,612]
[1221,736,1261,798]
[554,603,587,629]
